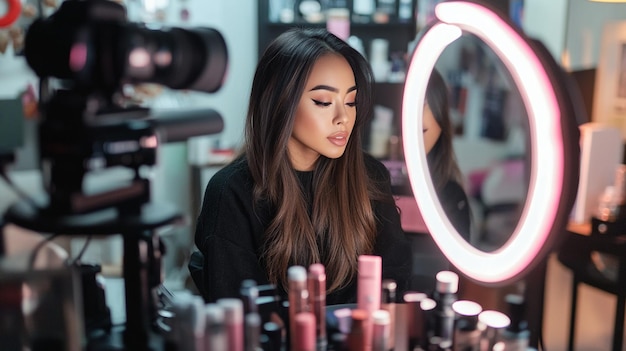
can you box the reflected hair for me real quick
[244,27,382,293]
[426,68,463,190]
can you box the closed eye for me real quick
[313,99,331,107]
[346,102,356,107]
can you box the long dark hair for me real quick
[244,28,382,292]
[426,68,463,191]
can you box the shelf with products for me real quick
[258,0,418,59]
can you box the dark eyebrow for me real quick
[309,85,357,93]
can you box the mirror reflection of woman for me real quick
[191,28,412,305]
[424,69,471,242]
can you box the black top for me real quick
[193,154,412,305]
[438,180,471,242]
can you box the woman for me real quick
[423,68,471,241]
[192,28,412,305]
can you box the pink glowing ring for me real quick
[402,0,578,284]
[0,0,22,28]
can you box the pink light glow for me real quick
[402,1,564,283]
[69,43,88,72]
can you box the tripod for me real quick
[3,198,184,350]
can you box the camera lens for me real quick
[24,0,228,93]
[122,25,228,93]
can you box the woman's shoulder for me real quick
[206,156,253,193]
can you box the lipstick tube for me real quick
[288,266,310,351]
[293,312,316,351]
[308,263,327,350]
[357,255,382,351]
[216,298,244,351]
[348,309,369,351]
[372,309,391,351]
[204,303,227,351]
[381,279,397,350]
[402,291,427,348]
[245,312,262,351]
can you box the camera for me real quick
[0,0,229,349]
[25,0,227,95]
[18,0,228,215]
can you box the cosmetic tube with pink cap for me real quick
[357,255,382,351]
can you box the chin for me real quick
[323,149,347,160]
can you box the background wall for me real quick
[524,0,626,71]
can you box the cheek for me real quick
[294,105,323,134]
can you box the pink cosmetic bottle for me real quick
[216,298,244,351]
[288,266,310,351]
[293,312,316,351]
[308,263,327,350]
[357,255,382,351]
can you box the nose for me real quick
[334,104,349,125]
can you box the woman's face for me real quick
[288,54,357,171]
[423,103,442,154]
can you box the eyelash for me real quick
[312,99,357,107]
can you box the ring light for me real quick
[402,0,578,284]
[0,0,22,28]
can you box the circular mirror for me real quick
[402,0,580,285]
[430,31,531,252]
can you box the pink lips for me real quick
[328,131,349,147]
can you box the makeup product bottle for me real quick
[169,292,205,351]
[245,312,263,351]
[381,279,397,350]
[372,310,391,351]
[451,300,483,351]
[294,312,316,351]
[289,266,310,351]
[217,298,245,351]
[347,309,369,351]
[420,297,438,349]
[497,294,529,351]
[478,310,511,351]
[402,291,428,349]
[333,307,354,335]
[357,255,382,351]
[205,303,227,351]
[432,271,459,344]
[240,279,260,315]
[308,263,327,350]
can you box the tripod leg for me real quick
[122,230,152,349]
